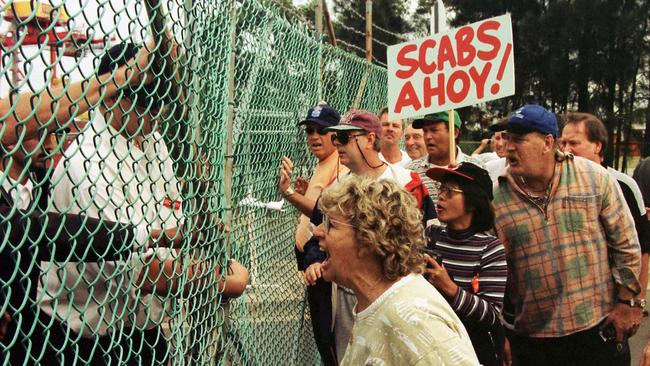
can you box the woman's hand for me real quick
[304,262,324,286]
[423,255,458,298]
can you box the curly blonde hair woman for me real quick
[312,176,479,366]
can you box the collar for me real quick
[500,151,570,198]
[417,146,466,168]
[0,169,34,208]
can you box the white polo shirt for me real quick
[379,150,412,168]
[39,111,182,337]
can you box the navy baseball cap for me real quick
[298,103,340,127]
[97,43,167,110]
[502,104,558,138]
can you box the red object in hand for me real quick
[472,273,479,293]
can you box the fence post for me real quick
[316,0,324,100]
[323,0,337,46]
[365,0,372,62]
[224,1,237,255]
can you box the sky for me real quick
[0,0,426,96]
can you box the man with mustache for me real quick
[492,104,641,366]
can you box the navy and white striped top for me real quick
[426,227,507,328]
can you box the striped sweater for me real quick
[426,227,507,328]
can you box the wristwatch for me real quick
[618,298,647,309]
[281,187,295,197]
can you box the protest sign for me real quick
[387,14,514,120]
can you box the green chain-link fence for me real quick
[0,0,386,365]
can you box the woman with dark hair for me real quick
[423,162,507,366]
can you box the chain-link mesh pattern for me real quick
[0,0,387,365]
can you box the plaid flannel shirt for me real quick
[493,154,641,337]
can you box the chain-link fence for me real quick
[0,0,386,365]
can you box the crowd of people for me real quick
[280,102,650,365]
[1,39,649,366]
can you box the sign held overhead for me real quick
[387,14,515,121]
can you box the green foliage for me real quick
[412,0,649,160]
[332,0,412,65]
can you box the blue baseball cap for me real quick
[298,103,340,127]
[504,104,558,138]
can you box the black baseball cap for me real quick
[298,103,341,127]
[426,162,493,200]
[97,43,167,110]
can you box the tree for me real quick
[332,0,412,65]
[412,0,650,159]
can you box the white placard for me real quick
[387,14,515,120]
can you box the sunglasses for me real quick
[439,184,464,197]
[331,131,367,145]
[305,126,328,135]
[323,214,356,233]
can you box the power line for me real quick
[339,2,409,41]
[336,19,393,48]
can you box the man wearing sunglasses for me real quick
[278,103,348,366]
[279,103,347,255]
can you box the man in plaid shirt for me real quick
[492,105,642,366]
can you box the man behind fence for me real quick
[492,104,641,366]
[39,43,184,365]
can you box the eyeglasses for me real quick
[323,214,356,233]
[305,126,328,135]
[331,132,367,145]
[439,184,463,197]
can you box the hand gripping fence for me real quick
[0,0,387,364]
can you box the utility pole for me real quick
[365,0,372,61]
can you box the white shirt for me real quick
[474,151,500,164]
[486,157,507,183]
[342,274,479,366]
[39,112,182,337]
[608,167,646,214]
[0,171,33,210]
[379,149,412,168]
